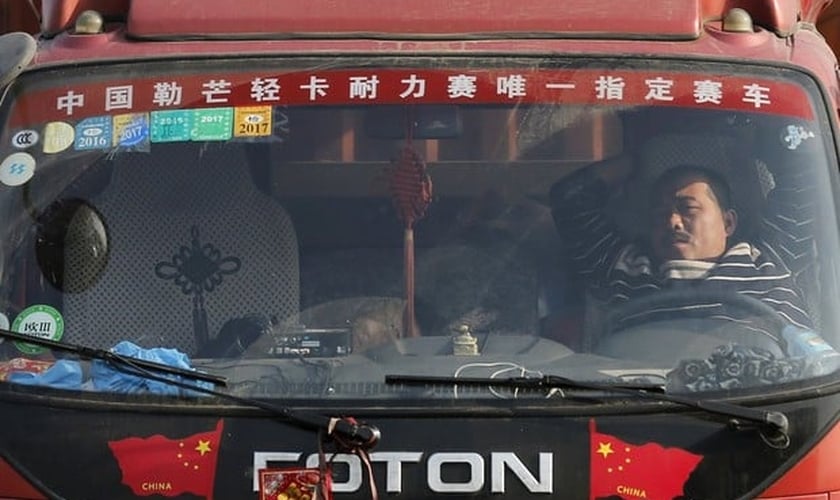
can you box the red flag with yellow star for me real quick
[108,420,223,499]
[589,419,702,500]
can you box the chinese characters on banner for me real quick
[9,69,812,127]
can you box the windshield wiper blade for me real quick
[0,328,226,386]
[0,328,381,448]
[385,374,789,436]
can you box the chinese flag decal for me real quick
[589,419,702,500]
[108,420,224,499]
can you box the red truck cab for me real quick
[2,1,840,499]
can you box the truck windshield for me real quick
[1,57,839,399]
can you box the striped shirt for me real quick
[550,169,814,343]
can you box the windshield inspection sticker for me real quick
[151,110,192,143]
[234,106,272,138]
[782,124,815,150]
[74,116,112,151]
[113,113,150,150]
[42,121,75,153]
[12,304,64,355]
[11,129,39,149]
[191,108,233,141]
[0,152,35,187]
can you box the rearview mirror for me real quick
[0,32,37,88]
[36,199,109,293]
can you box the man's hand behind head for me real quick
[592,154,634,185]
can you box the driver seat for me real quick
[582,133,772,351]
[61,143,299,355]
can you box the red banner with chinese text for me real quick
[8,69,814,127]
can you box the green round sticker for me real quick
[12,304,64,355]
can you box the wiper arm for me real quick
[386,374,789,437]
[0,327,226,386]
[0,328,380,449]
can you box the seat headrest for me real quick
[102,143,258,212]
[614,133,764,240]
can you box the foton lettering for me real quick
[252,451,553,494]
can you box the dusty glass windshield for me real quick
[0,58,839,399]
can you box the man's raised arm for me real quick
[549,155,633,280]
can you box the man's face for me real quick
[650,174,736,262]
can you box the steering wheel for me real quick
[595,288,788,359]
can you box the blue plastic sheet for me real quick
[6,341,213,395]
[7,359,83,389]
[90,341,213,395]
